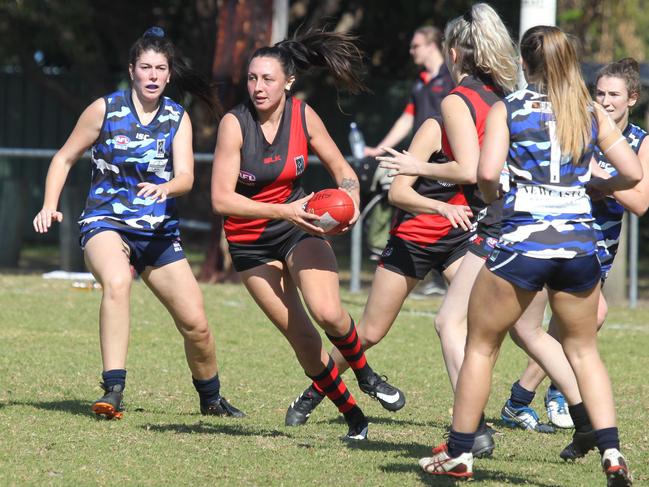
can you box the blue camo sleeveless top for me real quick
[498,87,598,258]
[78,90,184,239]
[592,123,646,275]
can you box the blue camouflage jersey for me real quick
[592,123,646,276]
[78,90,184,239]
[498,86,598,258]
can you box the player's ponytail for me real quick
[251,27,367,94]
[520,25,592,162]
[128,27,222,118]
[444,3,519,93]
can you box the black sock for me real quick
[595,427,620,455]
[447,429,475,458]
[102,369,126,390]
[568,402,592,433]
[509,380,535,408]
[193,374,221,408]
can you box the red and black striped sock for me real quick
[308,355,359,415]
[325,317,373,381]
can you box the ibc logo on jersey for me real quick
[114,135,130,149]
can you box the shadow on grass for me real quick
[320,415,445,429]
[142,422,292,438]
[379,462,559,486]
[342,436,432,458]
[7,399,93,417]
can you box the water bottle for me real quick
[348,122,365,160]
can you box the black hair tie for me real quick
[143,26,165,38]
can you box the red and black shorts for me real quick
[378,234,471,280]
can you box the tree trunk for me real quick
[198,0,283,283]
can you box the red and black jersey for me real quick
[390,152,469,247]
[442,75,504,238]
[224,96,309,244]
[404,64,455,130]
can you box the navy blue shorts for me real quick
[81,228,186,274]
[378,234,469,280]
[227,227,325,272]
[486,247,601,292]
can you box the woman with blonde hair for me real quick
[375,2,519,453]
[418,26,639,486]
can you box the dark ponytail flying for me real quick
[250,27,367,94]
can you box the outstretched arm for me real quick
[33,98,105,233]
[377,94,480,184]
[388,118,472,230]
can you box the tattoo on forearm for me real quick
[339,178,359,192]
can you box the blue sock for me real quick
[509,380,535,408]
[595,427,619,455]
[548,383,559,393]
[568,402,592,433]
[102,369,126,390]
[193,375,221,408]
[447,429,475,457]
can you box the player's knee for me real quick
[434,313,449,338]
[178,310,210,342]
[102,274,132,300]
[310,305,345,331]
[596,302,608,331]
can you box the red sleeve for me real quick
[403,102,415,116]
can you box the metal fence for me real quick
[0,147,640,306]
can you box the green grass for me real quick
[0,274,648,486]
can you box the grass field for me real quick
[0,273,648,486]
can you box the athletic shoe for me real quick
[344,409,369,440]
[501,400,556,433]
[285,384,325,426]
[419,442,473,479]
[472,420,495,458]
[560,429,597,460]
[544,387,574,429]
[410,280,446,298]
[92,383,124,420]
[201,396,245,417]
[602,448,633,487]
[358,372,406,412]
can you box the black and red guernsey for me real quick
[390,75,502,247]
[445,75,504,238]
[225,96,309,245]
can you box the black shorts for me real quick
[228,226,325,272]
[81,228,186,275]
[486,247,601,292]
[378,234,470,280]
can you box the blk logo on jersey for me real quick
[156,139,166,158]
[295,155,305,176]
[263,155,281,164]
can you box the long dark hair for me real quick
[128,27,222,117]
[250,27,367,94]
